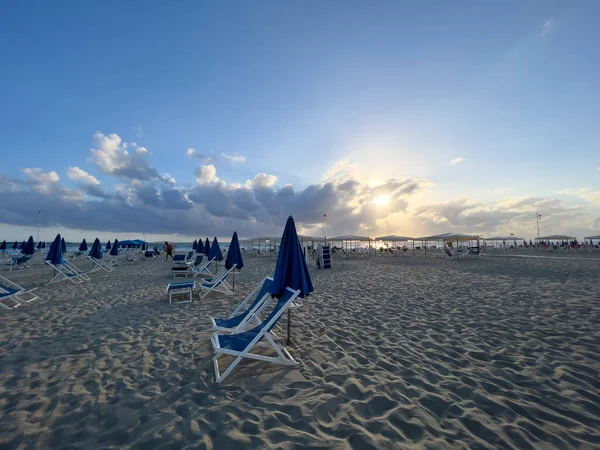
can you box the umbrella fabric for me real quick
[42,241,46,248]
[204,238,210,255]
[45,234,64,265]
[79,239,88,252]
[22,236,36,255]
[89,238,103,259]
[106,240,111,250]
[208,237,223,261]
[269,216,314,298]
[225,231,244,270]
[110,239,119,256]
[61,238,67,253]
[19,241,25,250]
[37,240,43,249]
[12,241,18,249]
[0,240,6,250]
[192,240,198,251]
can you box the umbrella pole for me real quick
[286,309,291,345]
[232,269,235,292]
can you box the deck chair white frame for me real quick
[211,276,275,333]
[172,255,204,278]
[45,260,90,284]
[165,280,195,304]
[87,255,115,273]
[124,249,141,262]
[198,265,236,299]
[189,257,215,277]
[211,286,301,383]
[0,275,39,310]
[9,254,33,270]
[106,253,122,267]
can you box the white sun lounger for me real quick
[166,280,195,304]
[87,255,115,273]
[45,260,90,284]
[211,276,275,333]
[0,275,39,310]
[171,255,204,278]
[211,286,301,383]
[198,265,236,298]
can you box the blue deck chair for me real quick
[211,276,274,333]
[171,254,204,278]
[210,286,301,383]
[0,275,39,310]
[8,254,33,270]
[198,265,236,298]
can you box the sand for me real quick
[1,253,600,449]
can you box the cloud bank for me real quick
[1,132,599,240]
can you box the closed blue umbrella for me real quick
[46,234,64,265]
[22,236,36,255]
[208,237,223,272]
[42,241,46,249]
[269,216,314,344]
[19,241,25,250]
[192,239,198,251]
[37,240,43,249]
[12,241,18,249]
[61,238,67,253]
[79,239,88,251]
[89,238,103,259]
[204,238,210,255]
[110,239,119,256]
[0,240,6,251]
[106,240,111,250]
[225,231,244,291]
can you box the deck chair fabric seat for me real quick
[198,265,235,298]
[211,286,301,383]
[211,276,274,332]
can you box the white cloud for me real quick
[90,132,161,181]
[222,152,246,164]
[22,167,60,183]
[196,164,220,185]
[493,188,506,194]
[162,172,176,184]
[67,167,100,185]
[541,19,554,37]
[561,187,600,205]
[245,173,278,189]
[448,157,465,165]
[186,148,214,163]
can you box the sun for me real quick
[374,194,390,206]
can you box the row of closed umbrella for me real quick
[0,237,46,255]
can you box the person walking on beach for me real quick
[165,241,173,261]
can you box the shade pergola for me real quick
[412,233,480,258]
[246,236,280,257]
[329,234,372,257]
[374,235,414,256]
[584,234,600,242]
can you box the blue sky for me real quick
[1,1,599,241]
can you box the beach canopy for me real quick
[19,241,25,250]
[584,235,600,240]
[79,239,88,251]
[270,216,314,299]
[375,235,413,241]
[61,238,67,253]
[415,233,479,241]
[110,239,119,256]
[225,232,244,271]
[119,239,146,248]
[22,236,36,255]
[208,237,223,262]
[106,240,111,250]
[536,235,575,240]
[484,236,524,241]
[46,234,64,265]
[89,238,103,259]
[204,238,210,255]
[329,234,371,241]
[12,241,18,249]
[0,240,6,250]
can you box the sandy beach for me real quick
[1,253,600,449]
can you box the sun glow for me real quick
[374,194,390,206]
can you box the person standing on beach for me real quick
[165,241,173,261]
